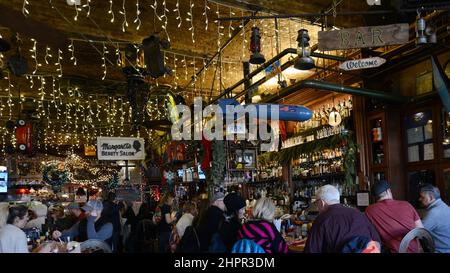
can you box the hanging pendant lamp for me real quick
[249,27,266,65]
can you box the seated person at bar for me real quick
[419,184,450,253]
[236,197,288,253]
[304,185,380,253]
[365,180,423,253]
[53,200,113,245]
[0,205,30,253]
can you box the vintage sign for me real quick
[318,23,409,51]
[97,137,145,160]
[339,57,386,71]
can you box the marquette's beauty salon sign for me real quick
[97,137,145,160]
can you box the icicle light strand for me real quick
[44,46,52,65]
[162,0,170,42]
[22,0,30,17]
[108,0,115,23]
[82,0,91,17]
[68,40,77,66]
[134,0,142,30]
[203,0,210,31]
[186,0,195,43]
[174,0,181,28]
[119,0,129,32]
[101,42,108,80]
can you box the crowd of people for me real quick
[0,180,449,253]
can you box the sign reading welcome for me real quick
[339,57,386,71]
[318,23,409,51]
[97,137,145,160]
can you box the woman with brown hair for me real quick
[158,191,176,252]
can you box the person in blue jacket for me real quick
[53,200,113,246]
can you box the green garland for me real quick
[103,173,119,191]
[42,163,69,192]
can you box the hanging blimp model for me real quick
[217,98,313,122]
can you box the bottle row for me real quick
[282,124,346,149]
[294,98,353,133]
[294,177,357,199]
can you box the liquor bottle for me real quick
[321,106,328,126]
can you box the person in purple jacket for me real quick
[305,185,380,253]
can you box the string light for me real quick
[101,42,108,80]
[22,0,30,17]
[68,40,77,66]
[55,49,63,78]
[134,0,141,30]
[108,0,115,23]
[215,4,224,52]
[82,0,91,17]
[174,0,181,28]
[228,8,235,38]
[115,43,121,66]
[73,1,82,21]
[44,46,52,65]
[183,56,188,80]
[29,38,42,74]
[151,0,162,22]
[161,0,170,42]
[240,11,247,60]
[0,34,3,68]
[119,0,129,32]
[203,0,210,30]
[5,72,14,120]
[173,53,178,87]
[28,75,35,89]
[186,0,195,43]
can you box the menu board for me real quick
[407,127,424,144]
[424,123,433,140]
[357,192,370,207]
[408,145,420,162]
[424,143,434,161]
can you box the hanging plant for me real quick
[42,162,69,192]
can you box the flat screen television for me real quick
[0,166,8,193]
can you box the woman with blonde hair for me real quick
[236,197,288,253]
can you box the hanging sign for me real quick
[97,137,145,160]
[339,57,386,71]
[318,23,409,51]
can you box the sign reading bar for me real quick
[318,23,409,51]
[97,137,145,160]
[339,57,386,71]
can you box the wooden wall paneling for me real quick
[386,105,406,200]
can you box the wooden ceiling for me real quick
[0,0,418,152]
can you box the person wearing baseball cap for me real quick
[66,202,86,225]
[53,200,113,247]
[365,180,423,253]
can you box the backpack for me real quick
[341,236,381,253]
[232,239,266,253]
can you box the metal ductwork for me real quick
[210,48,349,104]
[262,79,410,104]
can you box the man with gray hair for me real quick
[304,185,380,253]
[419,184,450,253]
